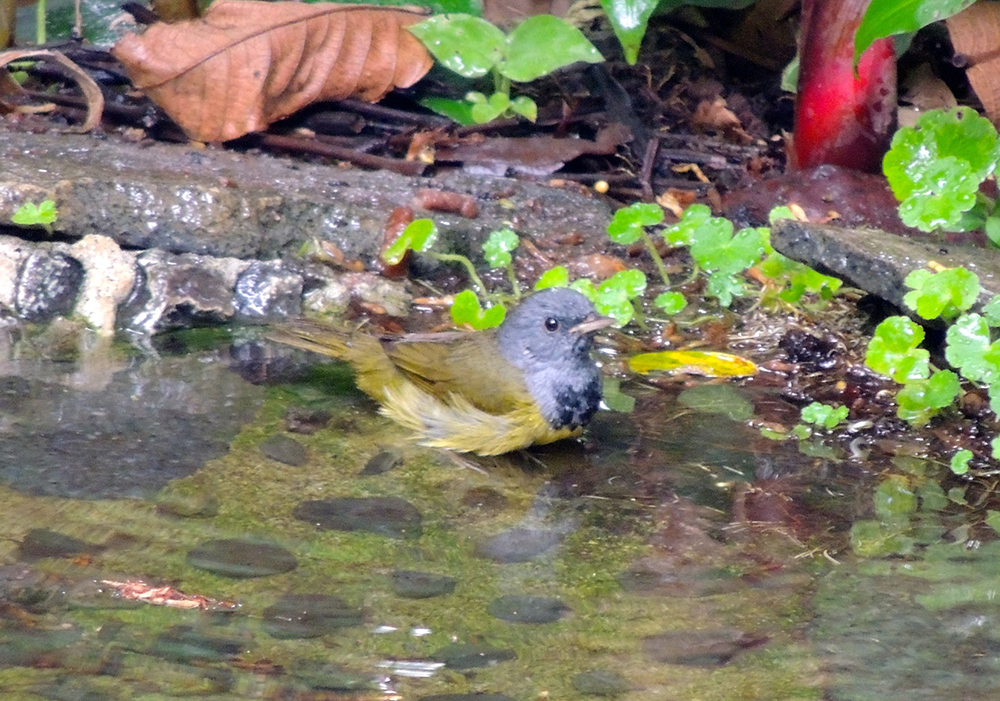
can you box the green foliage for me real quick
[572,270,647,327]
[483,228,519,268]
[608,202,671,287]
[865,316,929,383]
[11,200,58,234]
[950,449,973,476]
[800,402,849,430]
[382,219,438,265]
[653,291,686,315]
[450,289,506,329]
[662,204,715,246]
[534,266,570,290]
[607,203,664,244]
[855,0,977,66]
[410,14,602,124]
[883,108,1000,232]
[943,313,1000,385]
[895,370,961,425]
[598,0,755,65]
[756,252,842,304]
[903,267,980,320]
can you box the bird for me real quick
[269,287,613,455]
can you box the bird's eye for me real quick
[544,317,559,332]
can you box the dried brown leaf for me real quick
[111,0,433,142]
[0,49,104,131]
[947,2,1000,123]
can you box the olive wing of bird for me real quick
[384,332,533,416]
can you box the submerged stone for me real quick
[17,529,102,560]
[432,643,517,669]
[262,593,363,638]
[0,347,264,499]
[391,570,457,599]
[149,625,246,663]
[460,486,508,512]
[642,628,768,667]
[360,449,402,476]
[285,407,332,434]
[572,670,630,696]
[155,494,220,519]
[259,434,307,467]
[293,497,422,539]
[473,529,561,563]
[291,661,376,691]
[486,595,571,624]
[187,539,297,578]
[0,627,82,668]
[418,694,513,701]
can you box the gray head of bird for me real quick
[497,287,615,430]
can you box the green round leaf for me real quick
[382,219,439,265]
[509,95,537,122]
[866,316,929,383]
[884,108,1000,232]
[500,15,604,82]
[409,14,506,78]
[950,449,973,475]
[607,202,664,245]
[450,289,506,329]
[483,228,519,268]
[653,291,686,315]
[535,266,570,290]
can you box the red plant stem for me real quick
[793,0,897,173]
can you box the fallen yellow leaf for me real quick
[628,350,758,378]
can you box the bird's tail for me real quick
[268,318,399,403]
[268,318,357,360]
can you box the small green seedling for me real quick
[383,220,529,330]
[11,199,58,234]
[950,449,973,476]
[410,14,603,125]
[800,402,849,430]
[483,228,521,297]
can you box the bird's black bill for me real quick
[569,314,616,335]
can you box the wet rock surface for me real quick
[432,643,517,669]
[360,449,403,476]
[15,250,85,322]
[17,529,103,560]
[390,570,457,599]
[572,670,630,696]
[642,627,768,667]
[186,539,298,578]
[771,220,1000,316]
[486,595,571,624]
[0,131,613,261]
[262,593,364,638]
[293,496,423,538]
[0,233,410,335]
[473,528,562,562]
[0,343,263,499]
[258,434,307,467]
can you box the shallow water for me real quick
[0,327,995,700]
